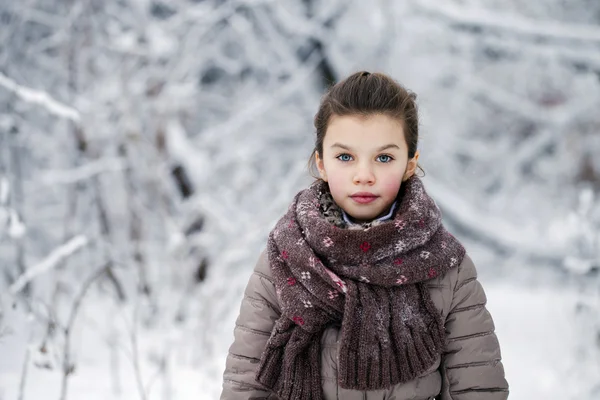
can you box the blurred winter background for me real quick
[1,0,599,399]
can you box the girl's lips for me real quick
[350,193,378,204]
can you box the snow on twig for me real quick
[41,158,125,185]
[0,176,8,204]
[414,0,600,43]
[9,235,89,295]
[0,72,81,122]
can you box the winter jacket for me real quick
[220,250,509,400]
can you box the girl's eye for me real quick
[377,155,393,163]
[337,154,353,162]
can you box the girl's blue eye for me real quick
[337,154,352,162]
[377,155,393,163]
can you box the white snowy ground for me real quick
[1,259,599,400]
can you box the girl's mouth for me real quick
[350,193,378,204]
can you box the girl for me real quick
[220,72,509,399]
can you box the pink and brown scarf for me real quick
[256,176,465,399]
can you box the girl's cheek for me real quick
[327,176,345,197]
[382,175,403,197]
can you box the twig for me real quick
[9,132,28,295]
[92,179,127,302]
[59,264,109,400]
[131,296,148,400]
[119,143,151,295]
[144,351,168,399]
[17,331,33,400]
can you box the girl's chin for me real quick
[343,208,383,223]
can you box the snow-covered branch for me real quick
[9,235,89,295]
[0,72,81,122]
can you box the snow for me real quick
[6,209,26,240]
[487,282,600,399]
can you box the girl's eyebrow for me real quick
[331,143,400,151]
[331,143,353,151]
[376,144,400,151]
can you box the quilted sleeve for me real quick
[438,255,509,400]
[220,250,280,400]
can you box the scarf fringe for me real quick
[256,323,324,400]
[336,325,444,391]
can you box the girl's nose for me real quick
[353,164,375,185]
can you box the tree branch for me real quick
[9,235,89,295]
[0,72,81,122]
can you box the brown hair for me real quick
[309,71,423,177]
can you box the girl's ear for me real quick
[402,150,420,181]
[315,151,328,182]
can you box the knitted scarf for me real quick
[256,176,465,399]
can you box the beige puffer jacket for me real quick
[220,250,509,400]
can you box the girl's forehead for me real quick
[324,114,406,147]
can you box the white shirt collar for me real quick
[341,201,398,225]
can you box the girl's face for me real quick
[315,114,419,223]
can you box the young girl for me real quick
[220,72,509,400]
